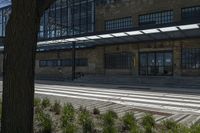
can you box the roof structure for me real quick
[37,21,200,51]
[0,14,200,52]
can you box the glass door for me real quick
[139,51,173,76]
[148,53,156,75]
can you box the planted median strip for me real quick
[30,97,200,133]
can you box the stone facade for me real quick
[96,0,200,32]
[34,38,200,77]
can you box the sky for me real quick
[0,0,11,8]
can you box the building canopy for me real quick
[37,21,200,51]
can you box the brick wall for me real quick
[34,38,200,77]
[96,0,200,32]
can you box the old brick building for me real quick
[0,0,200,80]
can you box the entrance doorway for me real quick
[139,51,173,76]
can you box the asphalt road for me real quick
[1,81,200,114]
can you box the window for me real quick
[0,0,95,39]
[40,58,88,67]
[39,60,48,67]
[76,58,88,66]
[0,6,11,37]
[105,53,132,69]
[61,58,88,67]
[182,48,200,69]
[38,0,95,40]
[139,51,173,76]
[39,60,59,67]
[139,10,173,26]
[96,0,119,6]
[182,6,200,21]
[105,17,133,31]
[61,59,72,66]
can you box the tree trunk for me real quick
[1,1,40,133]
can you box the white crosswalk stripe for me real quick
[34,83,200,125]
[35,84,200,114]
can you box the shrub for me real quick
[61,103,76,133]
[79,108,94,133]
[62,103,75,124]
[34,98,41,107]
[190,123,200,133]
[162,119,178,131]
[141,114,155,133]
[35,105,43,115]
[36,111,53,133]
[176,124,191,133]
[102,110,118,133]
[42,98,51,108]
[161,119,191,133]
[93,107,100,115]
[122,112,137,131]
[51,100,61,115]
[62,124,77,133]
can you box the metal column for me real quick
[72,42,76,80]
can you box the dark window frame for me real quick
[105,16,133,31]
[181,5,200,21]
[139,10,174,26]
[39,59,59,67]
[181,48,200,70]
[105,52,132,69]
[139,51,173,76]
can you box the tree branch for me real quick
[37,0,56,16]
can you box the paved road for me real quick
[1,81,200,125]
[33,83,200,114]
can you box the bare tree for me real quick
[1,0,55,132]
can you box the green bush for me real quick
[79,108,94,133]
[161,119,191,133]
[51,100,61,115]
[176,125,191,133]
[102,110,118,133]
[35,105,43,115]
[62,103,75,124]
[42,98,51,108]
[62,124,77,133]
[122,112,138,131]
[36,111,53,133]
[141,114,155,133]
[93,107,100,115]
[162,119,178,131]
[190,123,200,133]
[34,98,41,107]
[61,103,76,133]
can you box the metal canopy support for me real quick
[72,41,76,81]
